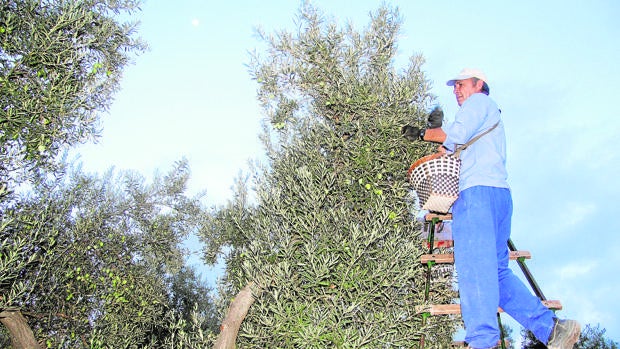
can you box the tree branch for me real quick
[0,309,42,349]
[213,282,258,349]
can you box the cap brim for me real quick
[446,74,482,86]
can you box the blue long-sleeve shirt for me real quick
[443,93,509,192]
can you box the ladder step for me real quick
[425,212,453,222]
[421,251,531,264]
[416,300,562,315]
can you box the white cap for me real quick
[446,68,488,86]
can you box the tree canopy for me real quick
[0,1,221,347]
[202,3,456,347]
[0,0,146,198]
[1,160,219,347]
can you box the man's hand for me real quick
[427,106,443,129]
[402,106,443,142]
[402,125,424,141]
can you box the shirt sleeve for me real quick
[443,93,489,152]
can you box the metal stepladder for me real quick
[417,212,563,348]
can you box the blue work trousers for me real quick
[452,186,555,349]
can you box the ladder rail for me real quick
[419,217,439,349]
[508,238,547,301]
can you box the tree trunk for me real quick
[213,282,257,349]
[0,310,42,349]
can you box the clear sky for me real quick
[72,0,620,343]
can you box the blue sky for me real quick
[72,0,620,343]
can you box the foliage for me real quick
[0,0,221,347]
[575,324,619,349]
[498,321,514,348]
[201,3,457,348]
[0,160,217,348]
[168,265,220,334]
[0,0,146,198]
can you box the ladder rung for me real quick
[416,300,562,315]
[424,212,453,222]
[421,251,531,264]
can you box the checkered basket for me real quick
[407,153,460,213]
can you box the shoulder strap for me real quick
[453,121,500,158]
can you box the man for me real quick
[403,68,580,349]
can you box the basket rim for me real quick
[407,153,453,177]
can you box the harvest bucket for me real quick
[407,153,460,213]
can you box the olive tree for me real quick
[0,0,145,198]
[0,1,222,347]
[1,160,218,348]
[204,4,458,348]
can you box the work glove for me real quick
[401,125,424,141]
[402,106,443,141]
[427,106,443,129]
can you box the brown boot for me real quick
[547,318,581,349]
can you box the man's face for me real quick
[453,78,482,106]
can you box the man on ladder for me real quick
[403,68,580,349]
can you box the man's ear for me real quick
[475,79,485,92]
